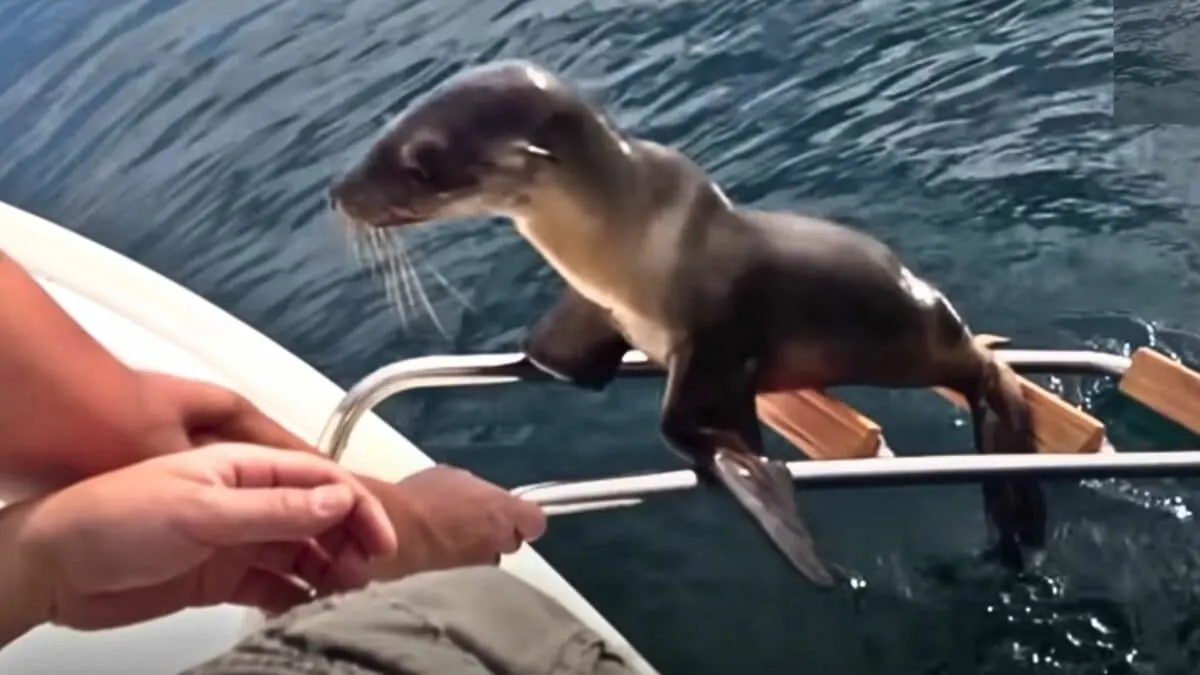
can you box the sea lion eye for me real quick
[404,163,432,185]
[399,139,445,187]
[405,140,468,192]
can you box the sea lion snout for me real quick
[328,167,413,228]
[328,137,467,229]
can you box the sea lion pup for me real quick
[328,60,1046,585]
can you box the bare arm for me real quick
[0,249,159,498]
[0,500,49,646]
[0,248,387,506]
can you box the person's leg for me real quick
[180,566,639,675]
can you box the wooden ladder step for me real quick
[757,390,883,460]
[1119,347,1200,435]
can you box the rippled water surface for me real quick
[4,0,1200,673]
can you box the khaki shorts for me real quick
[181,566,639,675]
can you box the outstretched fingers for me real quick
[182,445,398,561]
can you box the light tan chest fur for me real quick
[514,212,678,365]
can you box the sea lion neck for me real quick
[502,113,652,296]
[508,179,644,311]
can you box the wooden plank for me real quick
[931,334,1105,454]
[932,379,1105,454]
[757,390,882,460]
[1119,347,1200,435]
[752,334,1122,460]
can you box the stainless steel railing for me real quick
[316,347,1200,516]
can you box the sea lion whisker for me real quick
[386,235,417,323]
[368,224,473,311]
[373,225,459,337]
[346,226,401,323]
[391,245,417,313]
[347,227,374,275]
[386,237,415,329]
[401,248,450,339]
[420,259,475,312]
[351,225,452,337]
[368,228,410,327]
[335,212,367,264]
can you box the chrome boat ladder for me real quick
[317,347,1200,516]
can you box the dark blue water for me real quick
[3,0,1200,672]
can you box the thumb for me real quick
[188,483,357,546]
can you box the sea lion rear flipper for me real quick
[969,355,1048,570]
[522,288,631,391]
[659,339,837,587]
[713,450,836,586]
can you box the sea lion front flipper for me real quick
[659,339,836,587]
[522,288,631,391]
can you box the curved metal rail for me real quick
[314,348,1175,515]
[318,350,660,463]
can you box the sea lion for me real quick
[327,59,1047,585]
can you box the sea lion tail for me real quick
[974,343,1048,569]
[711,450,838,587]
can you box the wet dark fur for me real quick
[329,60,1047,584]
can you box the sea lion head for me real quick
[329,59,612,229]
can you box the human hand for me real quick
[373,465,547,578]
[135,371,315,457]
[8,443,397,631]
[134,373,548,579]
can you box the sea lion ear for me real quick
[521,143,556,162]
[494,140,556,171]
[527,108,581,159]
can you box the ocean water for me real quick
[2,0,1200,673]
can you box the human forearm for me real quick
[0,250,157,499]
[0,501,51,647]
[325,470,437,580]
